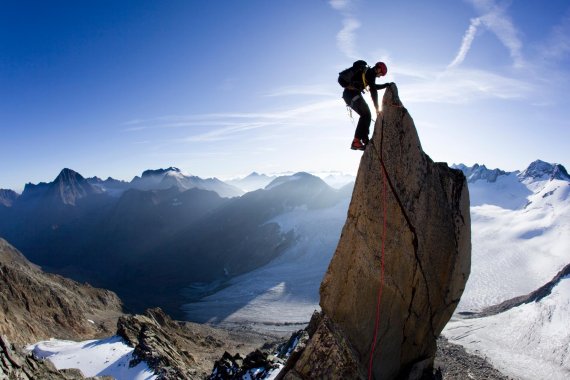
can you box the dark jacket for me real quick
[343,67,389,110]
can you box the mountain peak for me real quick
[245,172,264,179]
[141,167,181,178]
[264,172,325,190]
[55,168,83,182]
[452,163,507,183]
[49,168,101,205]
[519,160,570,181]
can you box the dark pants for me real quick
[343,90,371,143]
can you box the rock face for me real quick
[282,84,471,379]
[117,308,200,379]
[0,238,123,346]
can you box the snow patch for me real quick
[26,336,157,380]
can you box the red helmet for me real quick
[375,62,387,76]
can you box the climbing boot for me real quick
[350,138,366,151]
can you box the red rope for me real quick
[367,156,387,380]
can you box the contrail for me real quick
[448,17,481,69]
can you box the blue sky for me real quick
[1,0,569,191]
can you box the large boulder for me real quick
[282,84,471,379]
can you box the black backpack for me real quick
[338,60,368,89]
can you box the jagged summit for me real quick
[519,159,570,181]
[453,163,507,183]
[453,160,569,185]
[17,168,102,206]
[141,166,182,178]
[130,167,243,197]
[54,167,81,181]
[49,168,102,206]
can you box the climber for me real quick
[338,60,391,150]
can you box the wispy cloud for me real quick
[123,99,344,143]
[329,0,349,11]
[181,122,275,142]
[329,0,360,59]
[451,0,524,68]
[337,18,361,59]
[399,67,532,104]
[448,17,482,69]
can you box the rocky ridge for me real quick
[0,238,123,346]
[477,262,570,318]
[452,164,506,183]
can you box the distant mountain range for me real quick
[0,168,351,318]
[1,159,568,379]
[1,159,566,329]
[453,159,569,184]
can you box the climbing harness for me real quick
[345,94,362,126]
[362,71,369,92]
[346,106,355,126]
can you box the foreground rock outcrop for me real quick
[117,308,282,379]
[281,84,471,379]
[0,238,123,346]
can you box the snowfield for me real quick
[27,336,156,380]
[444,275,570,379]
[443,163,570,380]
[458,175,570,312]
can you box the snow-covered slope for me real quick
[444,270,570,379]
[444,160,570,380]
[182,198,350,333]
[27,336,156,380]
[457,161,570,312]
